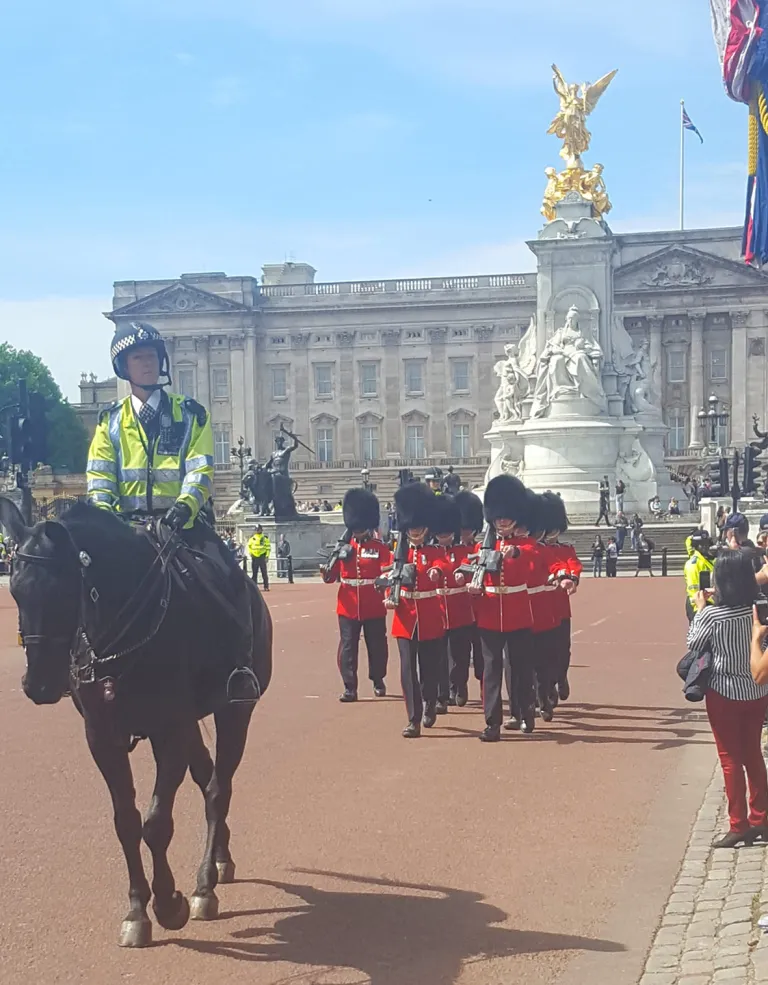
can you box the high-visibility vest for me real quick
[248,533,270,558]
[86,392,213,526]
[684,552,715,605]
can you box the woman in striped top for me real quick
[687,550,768,848]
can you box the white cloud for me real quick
[0,297,113,401]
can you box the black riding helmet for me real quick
[110,321,171,390]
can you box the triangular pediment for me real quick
[111,282,251,318]
[614,245,768,292]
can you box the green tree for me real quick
[0,343,88,472]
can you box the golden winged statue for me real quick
[548,64,618,169]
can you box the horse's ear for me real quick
[0,496,30,543]
[43,521,76,559]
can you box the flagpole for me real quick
[680,99,685,231]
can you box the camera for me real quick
[756,598,768,627]
[698,570,711,591]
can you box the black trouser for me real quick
[447,624,475,696]
[596,502,610,525]
[481,628,534,728]
[250,555,269,589]
[532,628,557,712]
[398,635,441,725]
[554,618,572,686]
[277,556,294,583]
[337,615,388,693]
[606,557,617,577]
[436,636,450,702]
[685,598,695,623]
[471,626,484,681]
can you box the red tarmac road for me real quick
[0,578,715,985]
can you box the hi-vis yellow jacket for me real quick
[86,393,214,525]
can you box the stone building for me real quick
[84,224,768,504]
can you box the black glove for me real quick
[162,501,192,531]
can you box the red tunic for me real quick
[474,537,533,633]
[322,538,391,621]
[549,543,582,622]
[390,545,446,641]
[522,539,558,634]
[432,545,476,630]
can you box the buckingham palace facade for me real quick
[94,225,768,502]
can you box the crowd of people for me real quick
[320,477,581,740]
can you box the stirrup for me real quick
[226,667,262,704]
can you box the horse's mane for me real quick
[59,501,139,545]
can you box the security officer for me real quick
[683,531,715,622]
[424,469,443,495]
[321,488,391,702]
[87,320,260,701]
[248,524,271,591]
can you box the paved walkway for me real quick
[640,758,768,985]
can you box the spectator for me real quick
[669,497,681,517]
[635,533,655,577]
[596,476,611,526]
[277,533,294,584]
[630,513,644,551]
[615,478,626,515]
[724,512,753,549]
[716,505,727,544]
[606,537,618,577]
[648,494,665,519]
[691,551,768,847]
[615,511,629,554]
[591,534,605,577]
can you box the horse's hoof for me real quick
[118,918,153,948]
[216,860,236,884]
[190,892,220,921]
[152,891,190,931]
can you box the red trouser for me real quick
[706,688,768,833]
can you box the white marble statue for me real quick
[611,318,661,418]
[530,305,607,418]
[492,343,529,423]
[616,437,657,504]
[517,315,539,377]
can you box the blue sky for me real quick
[0,0,749,397]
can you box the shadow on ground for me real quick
[168,870,625,984]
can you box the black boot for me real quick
[558,678,570,702]
[402,722,421,738]
[521,709,536,734]
[373,681,387,698]
[503,717,521,731]
[447,691,457,707]
[435,699,449,715]
[479,726,501,743]
[456,688,468,708]
[339,690,358,703]
[423,703,437,728]
[713,830,757,849]
[227,667,261,704]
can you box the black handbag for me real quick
[677,648,712,702]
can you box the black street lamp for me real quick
[231,435,252,486]
[698,394,729,454]
[361,467,371,491]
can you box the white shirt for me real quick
[130,390,161,417]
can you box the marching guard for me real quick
[386,482,446,738]
[544,492,581,702]
[524,492,562,723]
[321,488,392,702]
[428,494,463,714]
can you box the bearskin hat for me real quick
[540,491,569,534]
[455,490,484,533]
[483,474,529,524]
[525,491,547,537]
[343,487,380,532]
[395,481,434,531]
[430,494,461,537]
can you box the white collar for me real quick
[130,390,162,416]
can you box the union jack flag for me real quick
[682,106,704,143]
[710,0,762,103]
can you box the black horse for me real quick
[0,498,272,947]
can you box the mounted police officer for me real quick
[86,321,260,702]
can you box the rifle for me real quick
[457,523,505,592]
[318,528,354,573]
[375,532,416,606]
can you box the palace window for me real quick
[316,428,334,462]
[361,425,380,461]
[213,428,231,465]
[314,364,333,398]
[666,413,686,452]
[177,368,195,398]
[212,368,229,400]
[451,360,470,393]
[405,424,425,459]
[451,423,471,458]
[404,360,424,395]
[271,366,287,399]
[360,362,378,397]
[667,350,687,384]
[710,348,727,381]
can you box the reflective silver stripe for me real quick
[87,458,116,475]
[108,404,123,473]
[186,454,214,471]
[340,578,377,586]
[400,589,438,600]
[119,495,177,511]
[120,468,145,482]
[87,478,115,492]
[484,585,527,595]
[179,403,195,471]
[90,491,114,505]
[180,484,205,507]
[183,472,213,493]
[438,587,467,596]
[153,469,183,483]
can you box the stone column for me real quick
[195,336,210,409]
[730,310,749,446]
[475,326,495,435]
[290,333,311,463]
[428,328,447,455]
[243,326,257,452]
[337,331,356,459]
[382,330,402,455]
[647,314,663,396]
[164,335,176,385]
[229,334,246,445]
[688,312,705,449]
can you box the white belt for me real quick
[401,589,438,600]
[528,585,556,595]
[438,587,467,596]
[341,578,377,586]
[485,585,527,595]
